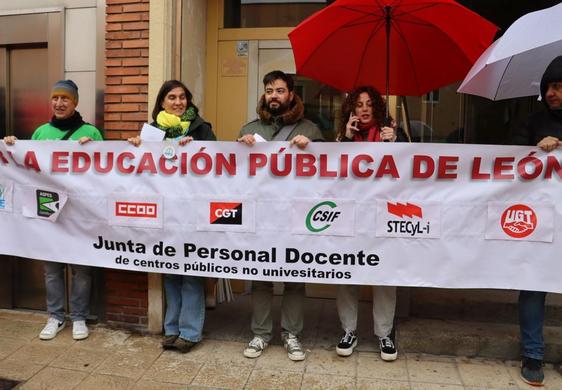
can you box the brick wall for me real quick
[104,0,150,329]
[105,270,148,328]
[105,0,149,140]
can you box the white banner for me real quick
[0,140,561,292]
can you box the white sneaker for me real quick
[243,336,268,358]
[39,317,65,340]
[72,320,89,340]
[282,333,306,361]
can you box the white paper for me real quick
[140,123,165,141]
[253,133,267,143]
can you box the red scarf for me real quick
[353,122,381,142]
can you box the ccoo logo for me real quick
[210,202,242,225]
[305,201,341,233]
[501,204,537,238]
[115,202,158,218]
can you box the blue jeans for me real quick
[163,274,205,342]
[519,290,546,360]
[44,261,92,322]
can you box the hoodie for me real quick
[512,56,562,146]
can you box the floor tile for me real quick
[245,368,303,390]
[19,367,87,390]
[191,362,252,389]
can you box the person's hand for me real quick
[537,136,561,152]
[78,137,93,145]
[237,134,256,146]
[3,136,17,145]
[178,136,193,146]
[290,135,311,149]
[127,135,142,147]
[345,114,359,139]
[380,126,397,142]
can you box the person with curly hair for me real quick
[335,86,406,362]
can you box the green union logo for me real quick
[305,201,341,233]
[36,190,60,217]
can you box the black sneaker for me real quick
[336,330,357,357]
[520,357,544,386]
[379,336,397,361]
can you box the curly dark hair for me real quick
[336,86,388,141]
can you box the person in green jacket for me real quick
[238,70,324,362]
[4,79,102,341]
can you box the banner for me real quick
[0,140,561,292]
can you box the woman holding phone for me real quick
[335,86,406,361]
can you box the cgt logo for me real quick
[306,201,341,233]
[115,202,158,218]
[210,202,242,225]
[501,204,536,238]
[37,190,60,217]
[387,202,422,218]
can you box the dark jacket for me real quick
[239,94,324,142]
[151,115,216,141]
[512,56,562,146]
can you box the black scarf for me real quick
[50,111,85,132]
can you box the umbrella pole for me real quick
[400,96,412,143]
[385,6,391,124]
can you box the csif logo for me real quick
[36,190,60,217]
[305,201,341,233]
[501,204,536,238]
[387,202,422,218]
[210,202,242,225]
[115,202,158,218]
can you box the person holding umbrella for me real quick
[335,86,406,361]
[512,56,562,387]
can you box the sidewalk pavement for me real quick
[1,295,562,389]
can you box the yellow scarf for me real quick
[156,111,190,132]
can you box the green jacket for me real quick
[239,95,324,141]
[32,123,103,141]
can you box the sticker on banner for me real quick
[162,145,176,160]
[108,193,163,229]
[0,179,14,213]
[196,199,255,232]
[291,199,355,236]
[21,186,68,222]
[376,201,441,238]
[486,203,553,242]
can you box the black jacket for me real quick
[512,55,562,146]
[151,115,216,141]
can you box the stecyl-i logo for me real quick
[36,190,60,217]
[210,202,243,225]
[305,201,341,233]
[386,202,430,236]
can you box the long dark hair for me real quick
[336,86,387,141]
[151,80,199,122]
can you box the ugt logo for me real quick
[36,190,60,217]
[305,201,341,233]
[501,204,537,238]
[210,202,242,225]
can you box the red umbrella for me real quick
[289,0,498,118]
